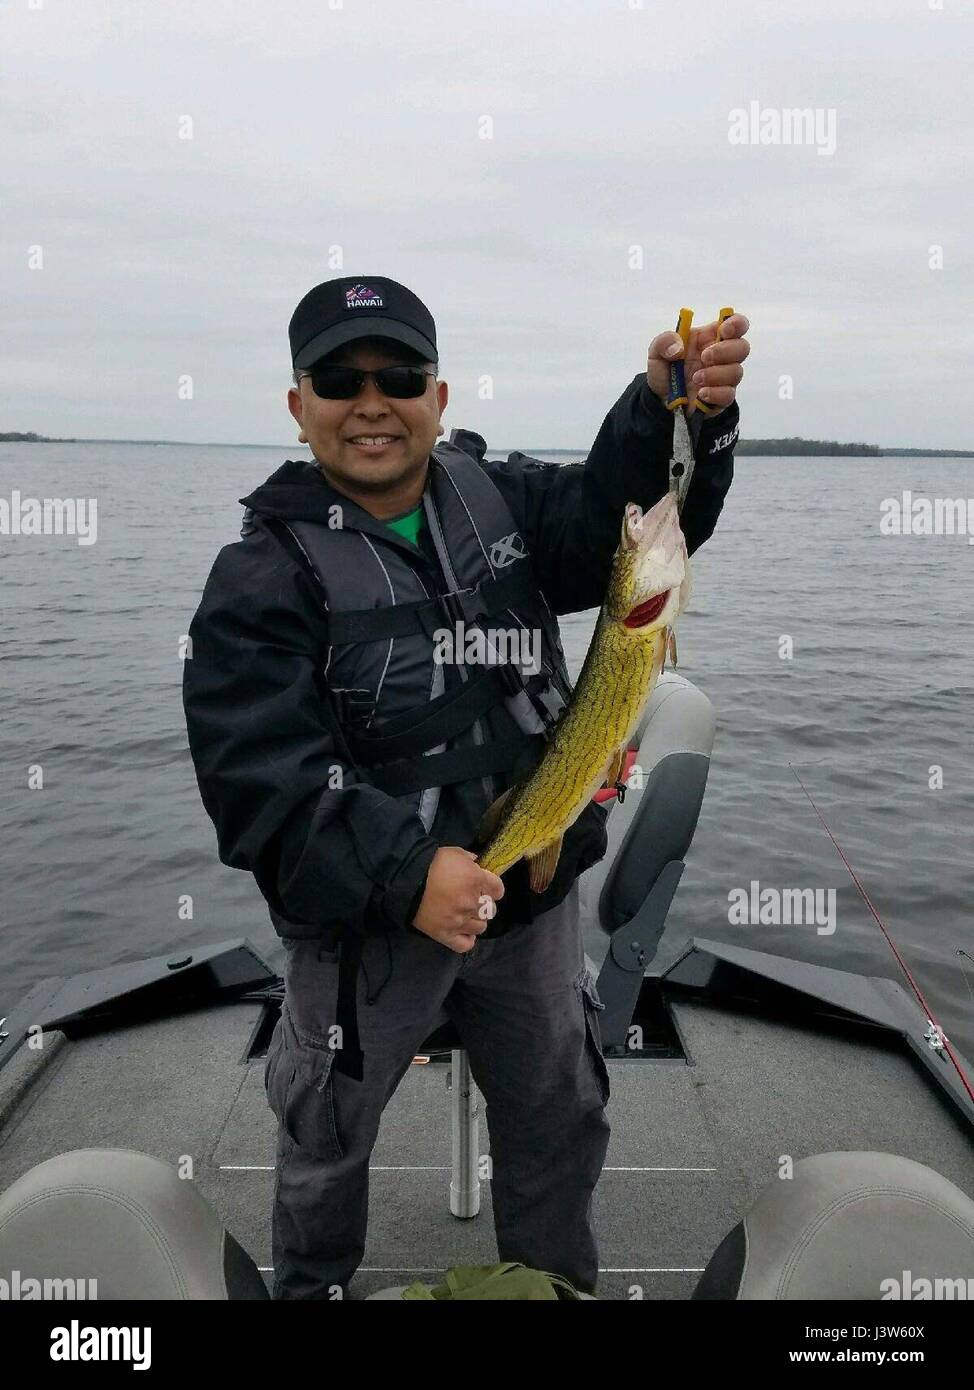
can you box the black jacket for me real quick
[182,375,738,942]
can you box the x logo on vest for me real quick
[490,532,527,568]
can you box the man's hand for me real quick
[411,846,505,954]
[646,312,750,415]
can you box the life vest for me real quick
[246,430,576,851]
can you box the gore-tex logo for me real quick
[709,424,739,454]
[490,532,527,568]
[345,284,384,309]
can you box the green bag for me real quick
[400,1262,585,1301]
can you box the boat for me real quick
[1,673,972,1300]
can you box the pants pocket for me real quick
[266,1002,346,1162]
[574,966,611,1107]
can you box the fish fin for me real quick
[603,745,628,790]
[475,787,515,846]
[668,628,678,668]
[526,834,564,894]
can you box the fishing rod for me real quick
[958,949,974,1007]
[789,763,974,1106]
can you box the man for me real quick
[182,275,749,1299]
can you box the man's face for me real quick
[287,340,448,499]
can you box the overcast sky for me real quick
[2,0,971,449]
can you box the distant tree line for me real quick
[0,431,77,442]
[735,437,880,456]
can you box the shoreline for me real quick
[2,434,972,458]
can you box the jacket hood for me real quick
[239,455,445,562]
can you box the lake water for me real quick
[1,443,972,1065]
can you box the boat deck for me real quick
[2,980,971,1300]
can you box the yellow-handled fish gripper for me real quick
[665,308,694,411]
[693,307,735,415]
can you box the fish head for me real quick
[605,491,691,632]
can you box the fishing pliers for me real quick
[666,306,734,513]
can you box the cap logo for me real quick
[345,283,384,310]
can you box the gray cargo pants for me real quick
[264,881,611,1299]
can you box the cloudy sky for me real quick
[2,0,971,449]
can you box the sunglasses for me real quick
[300,365,437,400]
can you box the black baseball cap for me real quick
[289,275,438,369]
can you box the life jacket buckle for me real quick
[332,686,375,729]
[437,587,488,629]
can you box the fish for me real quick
[476,487,692,892]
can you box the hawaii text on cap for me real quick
[288,276,438,369]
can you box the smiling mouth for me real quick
[347,435,402,448]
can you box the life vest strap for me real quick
[326,565,537,646]
[346,662,524,763]
[362,734,546,797]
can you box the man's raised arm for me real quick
[483,314,749,614]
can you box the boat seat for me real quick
[0,1148,268,1299]
[596,671,716,941]
[590,673,716,1048]
[692,1151,974,1300]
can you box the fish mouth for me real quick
[623,589,671,628]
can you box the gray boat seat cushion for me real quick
[693,1151,974,1300]
[0,1148,267,1300]
[596,673,715,937]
